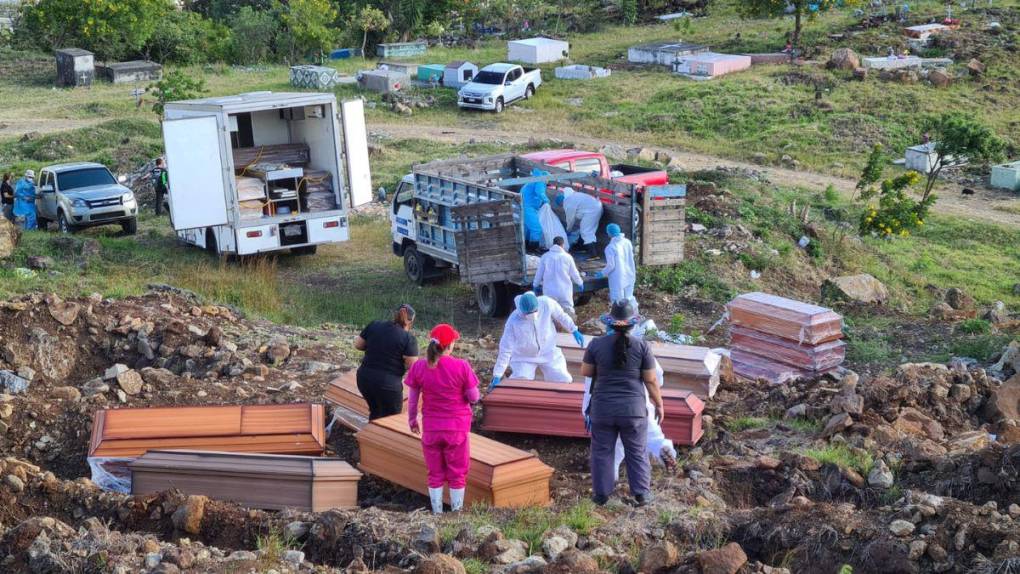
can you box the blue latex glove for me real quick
[593,271,604,279]
[491,375,502,389]
[574,283,584,293]
[584,415,592,434]
[572,330,585,347]
[533,286,542,296]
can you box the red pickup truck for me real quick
[520,149,670,194]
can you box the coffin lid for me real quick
[129,449,361,479]
[368,415,538,467]
[726,292,841,325]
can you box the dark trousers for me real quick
[154,190,166,215]
[357,367,404,421]
[590,415,650,498]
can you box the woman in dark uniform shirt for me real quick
[354,304,419,420]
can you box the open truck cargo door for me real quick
[162,116,230,230]
[339,99,373,208]
[639,184,687,266]
[451,199,523,285]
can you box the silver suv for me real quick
[35,162,138,234]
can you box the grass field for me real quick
[2,0,1018,177]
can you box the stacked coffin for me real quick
[88,403,326,492]
[556,333,722,399]
[726,292,845,384]
[481,380,704,445]
[325,370,407,431]
[356,415,554,508]
[130,450,361,512]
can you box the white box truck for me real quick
[162,92,373,256]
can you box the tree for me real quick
[620,0,638,25]
[149,70,206,117]
[146,9,232,64]
[919,113,1005,202]
[737,0,858,47]
[229,6,281,64]
[278,0,337,62]
[354,6,389,58]
[20,0,172,60]
[854,144,932,238]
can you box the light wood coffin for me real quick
[725,292,843,345]
[481,380,704,445]
[356,415,554,508]
[325,370,408,431]
[557,333,721,398]
[729,326,845,371]
[129,450,360,512]
[89,403,327,458]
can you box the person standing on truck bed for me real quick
[521,168,550,251]
[556,186,603,255]
[353,304,419,420]
[581,300,664,507]
[595,223,638,311]
[533,236,583,318]
[491,292,584,386]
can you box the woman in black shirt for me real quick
[582,300,663,506]
[354,304,419,420]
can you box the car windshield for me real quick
[57,167,116,191]
[472,71,506,85]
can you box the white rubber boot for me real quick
[428,487,444,515]
[450,488,465,512]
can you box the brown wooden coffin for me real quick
[89,404,326,458]
[356,415,553,508]
[729,326,846,371]
[325,370,408,431]
[730,349,820,385]
[129,450,360,512]
[481,380,704,446]
[660,389,705,446]
[726,292,843,345]
[557,333,721,398]
[481,381,588,438]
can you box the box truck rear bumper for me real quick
[235,215,349,255]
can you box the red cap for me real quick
[429,324,461,348]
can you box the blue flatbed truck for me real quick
[389,154,686,317]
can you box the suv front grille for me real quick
[87,197,122,208]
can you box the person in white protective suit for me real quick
[555,186,603,255]
[533,236,583,317]
[581,314,677,475]
[595,223,638,311]
[491,291,585,387]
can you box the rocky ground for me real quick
[0,288,1017,573]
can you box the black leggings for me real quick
[357,367,404,420]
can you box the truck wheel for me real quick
[121,218,137,235]
[291,245,317,256]
[404,247,432,285]
[525,84,535,99]
[204,228,218,256]
[494,98,504,113]
[477,282,510,318]
[57,212,76,234]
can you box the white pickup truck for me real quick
[457,63,542,113]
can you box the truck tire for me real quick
[403,246,432,285]
[57,211,76,234]
[525,84,535,99]
[291,245,318,256]
[477,282,510,318]
[494,97,504,114]
[204,228,219,256]
[121,218,137,235]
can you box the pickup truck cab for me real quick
[521,149,669,189]
[35,162,138,234]
[458,63,541,113]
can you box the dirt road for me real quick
[371,122,1020,228]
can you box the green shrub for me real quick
[958,318,991,335]
[803,444,874,476]
[19,0,170,60]
[228,5,281,64]
[147,9,233,64]
[642,260,734,303]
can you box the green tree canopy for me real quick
[21,0,173,60]
[738,0,859,47]
[278,0,337,61]
[354,5,390,56]
[920,113,1005,200]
